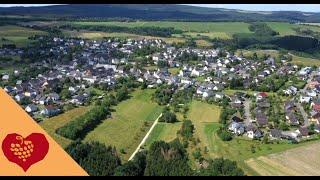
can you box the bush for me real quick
[217,128,233,141]
[159,110,177,123]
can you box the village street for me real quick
[244,98,253,125]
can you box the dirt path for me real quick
[128,113,163,161]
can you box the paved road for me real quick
[295,102,309,127]
[128,113,163,161]
[295,70,316,127]
[243,98,253,125]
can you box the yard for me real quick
[39,106,92,148]
[0,25,47,47]
[83,89,163,161]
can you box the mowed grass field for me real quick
[144,122,182,148]
[84,89,163,161]
[39,106,92,148]
[187,101,221,151]
[0,25,47,47]
[246,141,320,176]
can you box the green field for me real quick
[39,106,92,148]
[184,32,231,39]
[144,122,182,148]
[70,21,252,35]
[187,101,221,151]
[84,89,163,161]
[266,22,320,36]
[0,25,47,47]
[291,55,320,66]
[246,141,320,175]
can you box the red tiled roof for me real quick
[259,92,268,97]
[313,103,320,112]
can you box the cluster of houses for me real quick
[1,36,319,136]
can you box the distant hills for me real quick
[1,4,320,22]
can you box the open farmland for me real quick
[0,25,47,47]
[62,30,185,44]
[39,106,92,148]
[266,22,320,36]
[70,21,252,35]
[246,141,320,176]
[84,89,163,161]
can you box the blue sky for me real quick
[0,4,320,13]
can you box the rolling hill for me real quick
[1,4,320,22]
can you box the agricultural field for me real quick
[266,22,320,36]
[0,25,47,47]
[39,106,92,148]
[195,39,213,48]
[83,89,163,161]
[291,55,320,66]
[62,30,185,44]
[246,141,320,176]
[184,32,231,39]
[70,21,252,35]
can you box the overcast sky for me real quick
[1,4,320,13]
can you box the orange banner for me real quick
[0,88,88,176]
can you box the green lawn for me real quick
[168,67,180,75]
[144,122,182,148]
[39,106,92,148]
[0,25,47,47]
[84,89,163,161]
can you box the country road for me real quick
[128,113,163,161]
[244,98,253,125]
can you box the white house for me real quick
[25,104,38,113]
[246,125,263,139]
[2,74,9,81]
[300,96,312,103]
[228,122,245,135]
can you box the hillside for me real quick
[1,4,320,22]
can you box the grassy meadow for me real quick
[0,25,47,47]
[83,89,163,161]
